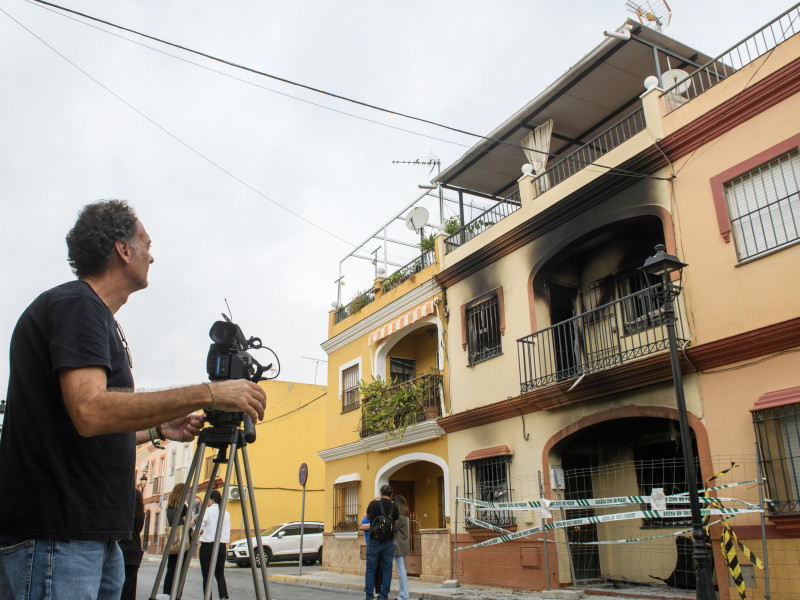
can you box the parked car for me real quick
[226,521,324,567]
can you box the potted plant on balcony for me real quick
[357,377,424,439]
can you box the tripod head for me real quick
[205,315,277,443]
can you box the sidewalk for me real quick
[143,556,688,600]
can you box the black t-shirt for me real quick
[0,280,136,540]
[366,497,399,538]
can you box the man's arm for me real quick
[60,366,266,437]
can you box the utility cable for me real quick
[1,5,358,247]
[257,391,327,424]
[27,0,669,182]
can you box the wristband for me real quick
[149,427,164,449]
[204,382,217,410]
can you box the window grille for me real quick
[333,481,360,531]
[753,402,800,514]
[725,148,800,260]
[466,295,502,365]
[342,364,360,413]
[463,455,515,527]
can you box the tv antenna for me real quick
[302,356,328,385]
[626,0,672,31]
[392,158,441,177]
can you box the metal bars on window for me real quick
[463,456,515,528]
[342,364,360,413]
[466,295,502,365]
[725,148,800,261]
[333,482,360,531]
[753,403,800,514]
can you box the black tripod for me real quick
[149,421,272,600]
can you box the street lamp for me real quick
[138,469,148,494]
[641,244,715,600]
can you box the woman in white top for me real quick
[199,490,231,600]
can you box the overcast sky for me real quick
[0,0,793,393]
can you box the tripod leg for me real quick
[177,456,218,599]
[204,441,238,600]
[148,440,206,600]
[241,444,272,600]
[233,448,265,600]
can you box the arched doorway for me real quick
[376,453,449,576]
[549,416,704,587]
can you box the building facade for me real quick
[430,8,800,598]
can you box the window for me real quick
[753,398,800,514]
[463,454,515,527]
[724,148,800,260]
[333,481,360,531]
[341,364,360,413]
[170,451,176,475]
[465,294,502,365]
[389,357,415,383]
[617,269,663,334]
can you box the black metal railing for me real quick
[530,108,646,194]
[662,4,800,114]
[517,283,687,392]
[334,291,376,324]
[382,249,436,293]
[359,373,443,438]
[444,195,522,253]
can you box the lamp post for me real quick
[641,244,715,600]
[139,470,148,494]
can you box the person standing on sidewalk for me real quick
[360,484,398,600]
[392,495,411,600]
[198,490,230,600]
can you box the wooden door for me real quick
[389,480,420,575]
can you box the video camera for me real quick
[205,316,274,442]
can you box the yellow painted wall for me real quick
[202,380,327,538]
[384,327,438,378]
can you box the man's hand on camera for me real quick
[162,413,206,442]
[209,380,267,422]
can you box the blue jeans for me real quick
[364,538,394,600]
[394,555,409,600]
[0,538,124,600]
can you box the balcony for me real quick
[517,284,687,392]
[661,4,800,114]
[334,291,376,324]
[359,373,443,439]
[444,108,646,254]
[151,475,162,495]
[381,249,436,293]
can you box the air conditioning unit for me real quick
[228,486,247,502]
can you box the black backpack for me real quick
[370,499,394,541]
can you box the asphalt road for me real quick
[136,558,339,600]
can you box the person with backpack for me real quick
[359,484,399,600]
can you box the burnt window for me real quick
[634,444,701,528]
[617,269,663,335]
[463,455,515,528]
[724,148,800,261]
[341,364,360,413]
[466,295,502,365]
[753,402,800,514]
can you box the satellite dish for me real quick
[662,69,692,95]
[405,207,429,232]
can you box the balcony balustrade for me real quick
[381,249,436,293]
[359,373,443,439]
[661,4,800,114]
[517,283,687,392]
[334,291,376,324]
[444,108,645,254]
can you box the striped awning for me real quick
[369,299,435,344]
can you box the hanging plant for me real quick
[444,216,461,235]
[357,377,424,439]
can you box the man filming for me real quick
[0,200,267,599]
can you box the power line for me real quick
[0,5,357,247]
[27,0,667,182]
